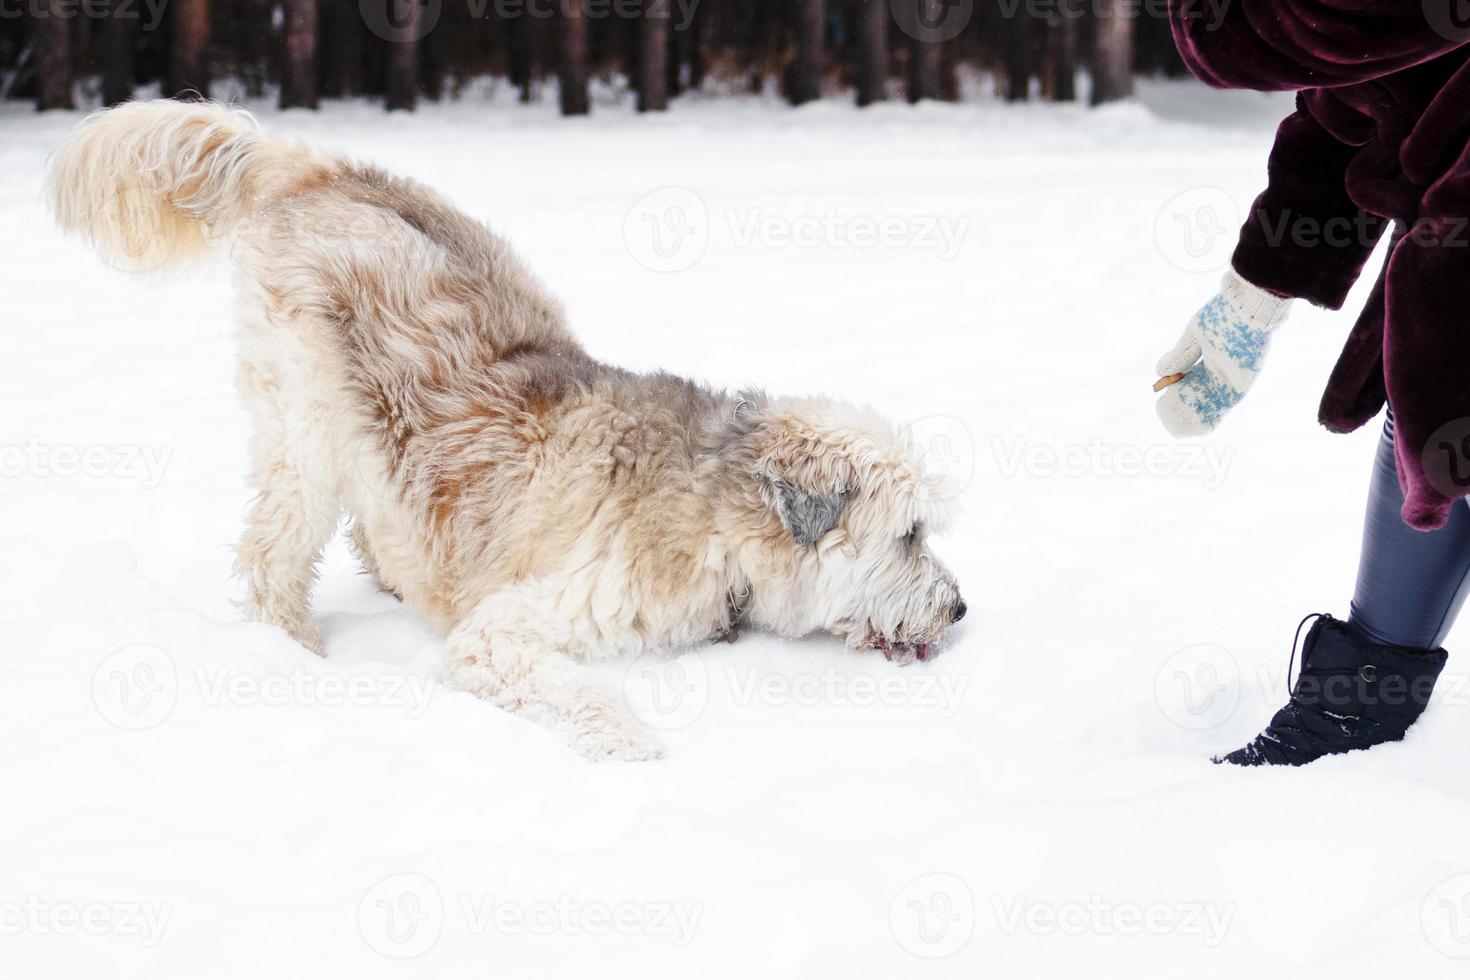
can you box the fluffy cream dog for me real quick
[47,100,966,759]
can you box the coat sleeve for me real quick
[1380,143,1470,530]
[1230,96,1388,308]
[1170,0,1466,90]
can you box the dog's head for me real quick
[726,397,965,663]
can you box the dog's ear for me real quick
[770,479,849,545]
[755,418,855,546]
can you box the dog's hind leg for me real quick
[234,319,342,655]
[444,588,666,761]
[347,521,400,599]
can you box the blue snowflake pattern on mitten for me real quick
[1195,296,1270,372]
[1174,367,1243,430]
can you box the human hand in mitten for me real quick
[1155,269,1293,437]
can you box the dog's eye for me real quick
[902,523,921,548]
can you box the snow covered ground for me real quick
[4,79,1470,979]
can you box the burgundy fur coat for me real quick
[1170,1,1470,529]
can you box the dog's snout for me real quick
[952,600,967,624]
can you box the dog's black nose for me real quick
[952,601,967,623]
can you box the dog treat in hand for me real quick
[1153,373,1185,393]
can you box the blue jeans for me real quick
[1349,413,1470,649]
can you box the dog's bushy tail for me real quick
[47,99,318,272]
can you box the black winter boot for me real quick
[1214,614,1448,767]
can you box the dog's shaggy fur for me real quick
[47,100,965,759]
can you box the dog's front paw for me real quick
[568,697,667,762]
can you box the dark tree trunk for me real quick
[637,0,669,112]
[1135,9,1186,77]
[322,0,364,98]
[615,14,636,93]
[231,0,269,98]
[908,44,942,102]
[385,0,419,111]
[169,0,210,99]
[906,0,944,103]
[98,2,134,105]
[788,0,823,105]
[420,22,447,100]
[667,8,689,96]
[279,0,318,109]
[1042,14,1078,101]
[1090,0,1133,104]
[689,0,719,90]
[508,11,531,93]
[36,0,73,110]
[559,0,589,115]
[0,15,24,97]
[518,9,546,103]
[856,0,886,106]
[748,0,782,93]
[1001,9,1035,101]
[939,27,959,100]
[99,0,134,106]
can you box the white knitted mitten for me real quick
[1155,269,1294,437]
